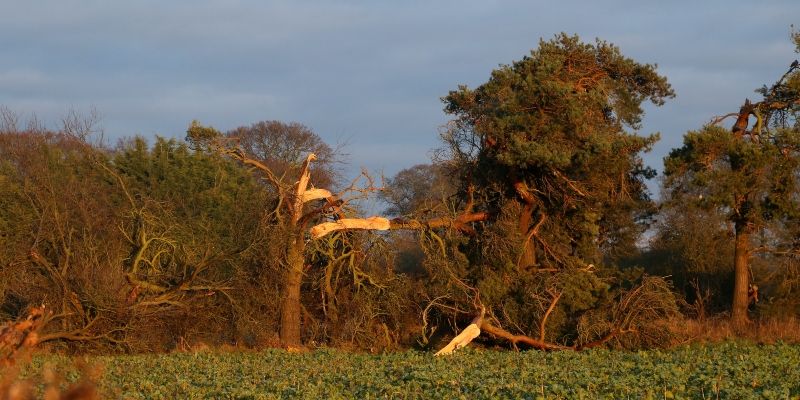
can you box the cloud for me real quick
[1,0,799,183]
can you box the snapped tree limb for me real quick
[310,212,488,239]
[434,307,485,356]
[479,321,570,351]
[302,188,333,203]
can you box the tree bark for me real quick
[518,203,537,269]
[514,181,538,269]
[479,321,569,351]
[278,153,317,347]
[731,222,751,325]
[279,237,305,347]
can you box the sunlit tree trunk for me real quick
[731,221,751,325]
[280,235,305,347]
[518,203,537,268]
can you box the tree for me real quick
[380,163,456,217]
[442,33,672,271]
[644,197,735,317]
[187,121,344,347]
[434,34,675,346]
[192,119,491,348]
[226,120,338,190]
[0,113,281,351]
[0,129,135,349]
[112,136,268,347]
[663,35,800,324]
[368,34,677,349]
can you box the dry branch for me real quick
[434,324,481,356]
[539,290,562,341]
[434,307,485,356]
[479,321,570,351]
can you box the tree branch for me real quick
[539,289,562,341]
[479,321,570,351]
[309,212,489,239]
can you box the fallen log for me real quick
[479,322,571,351]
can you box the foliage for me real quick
[441,33,670,268]
[4,32,800,354]
[380,163,457,217]
[111,136,271,349]
[0,131,132,352]
[186,120,413,348]
[664,125,800,228]
[303,231,423,351]
[11,344,800,399]
[226,120,339,190]
[640,200,736,315]
[0,128,280,352]
[414,33,675,347]
[662,36,800,321]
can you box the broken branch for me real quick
[479,321,570,351]
[539,290,562,341]
[309,212,489,239]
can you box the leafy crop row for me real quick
[17,342,800,399]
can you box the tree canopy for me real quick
[4,32,800,355]
[441,33,673,271]
[387,34,680,348]
[663,38,800,323]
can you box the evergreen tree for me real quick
[664,34,800,324]
[442,34,672,271]
[430,34,676,345]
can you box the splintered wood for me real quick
[434,324,481,356]
[310,217,391,239]
[301,188,333,203]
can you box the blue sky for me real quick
[1,1,798,195]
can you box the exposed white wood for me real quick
[301,188,333,203]
[310,216,391,239]
[434,323,481,356]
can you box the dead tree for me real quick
[189,122,350,347]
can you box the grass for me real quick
[671,316,800,345]
[3,342,800,399]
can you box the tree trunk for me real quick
[731,222,751,325]
[279,237,305,347]
[519,235,537,269]
[512,180,540,270]
[279,152,316,347]
[518,203,536,268]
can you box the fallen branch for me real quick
[434,307,485,356]
[479,321,570,351]
[575,328,633,350]
[310,217,392,238]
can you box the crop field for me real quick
[11,342,800,399]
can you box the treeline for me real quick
[0,119,424,353]
[1,33,800,353]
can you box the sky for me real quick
[1,1,798,197]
